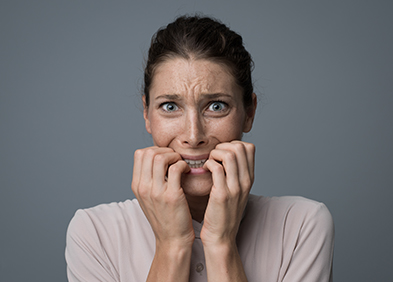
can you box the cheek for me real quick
[208,116,245,141]
[149,116,180,147]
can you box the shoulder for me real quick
[66,199,150,245]
[247,194,332,216]
[66,199,155,280]
[245,194,334,235]
[239,195,334,281]
[68,199,138,228]
[66,200,153,280]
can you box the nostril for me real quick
[183,139,206,147]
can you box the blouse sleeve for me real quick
[65,209,119,282]
[281,201,335,282]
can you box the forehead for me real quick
[150,58,241,99]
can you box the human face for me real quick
[144,58,255,196]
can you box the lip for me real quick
[187,167,208,175]
[180,154,210,174]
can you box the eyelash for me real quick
[159,100,229,113]
[159,102,178,112]
[207,101,228,112]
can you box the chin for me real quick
[181,173,212,197]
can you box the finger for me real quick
[167,160,190,193]
[203,158,228,191]
[152,152,183,189]
[140,147,173,180]
[242,142,256,184]
[216,142,251,190]
[134,147,173,196]
[208,148,239,190]
[229,141,256,185]
[131,148,144,195]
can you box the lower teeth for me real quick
[189,164,203,168]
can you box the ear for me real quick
[143,96,152,134]
[243,93,257,133]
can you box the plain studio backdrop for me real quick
[1,1,392,281]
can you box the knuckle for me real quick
[134,149,144,159]
[150,187,161,199]
[211,162,224,174]
[168,163,181,173]
[231,187,242,198]
[223,151,236,162]
[242,177,252,190]
[246,143,256,153]
[163,192,178,205]
[138,186,150,199]
[233,142,245,151]
[145,148,157,159]
[215,142,225,149]
[153,153,166,164]
[131,180,138,193]
[215,190,230,203]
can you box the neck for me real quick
[185,194,209,223]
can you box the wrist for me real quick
[202,239,237,257]
[200,231,237,250]
[203,241,248,282]
[154,239,194,268]
[148,237,194,282]
[156,236,195,254]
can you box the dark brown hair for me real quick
[143,15,254,109]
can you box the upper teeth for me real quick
[184,159,207,168]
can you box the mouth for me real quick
[183,158,207,168]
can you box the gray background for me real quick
[1,0,392,281]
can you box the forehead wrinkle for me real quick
[150,58,240,105]
[168,59,223,94]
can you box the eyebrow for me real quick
[155,94,181,100]
[154,93,233,100]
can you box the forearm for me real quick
[146,241,193,282]
[204,241,248,282]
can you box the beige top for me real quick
[65,194,334,281]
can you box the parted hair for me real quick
[143,15,254,109]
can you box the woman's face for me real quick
[144,58,256,196]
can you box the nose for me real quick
[182,110,207,147]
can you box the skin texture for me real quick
[131,57,257,282]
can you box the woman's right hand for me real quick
[131,146,195,247]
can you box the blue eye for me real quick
[162,102,178,112]
[208,101,226,112]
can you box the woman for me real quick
[66,15,334,282]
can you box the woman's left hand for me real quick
[200,140,255,247]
